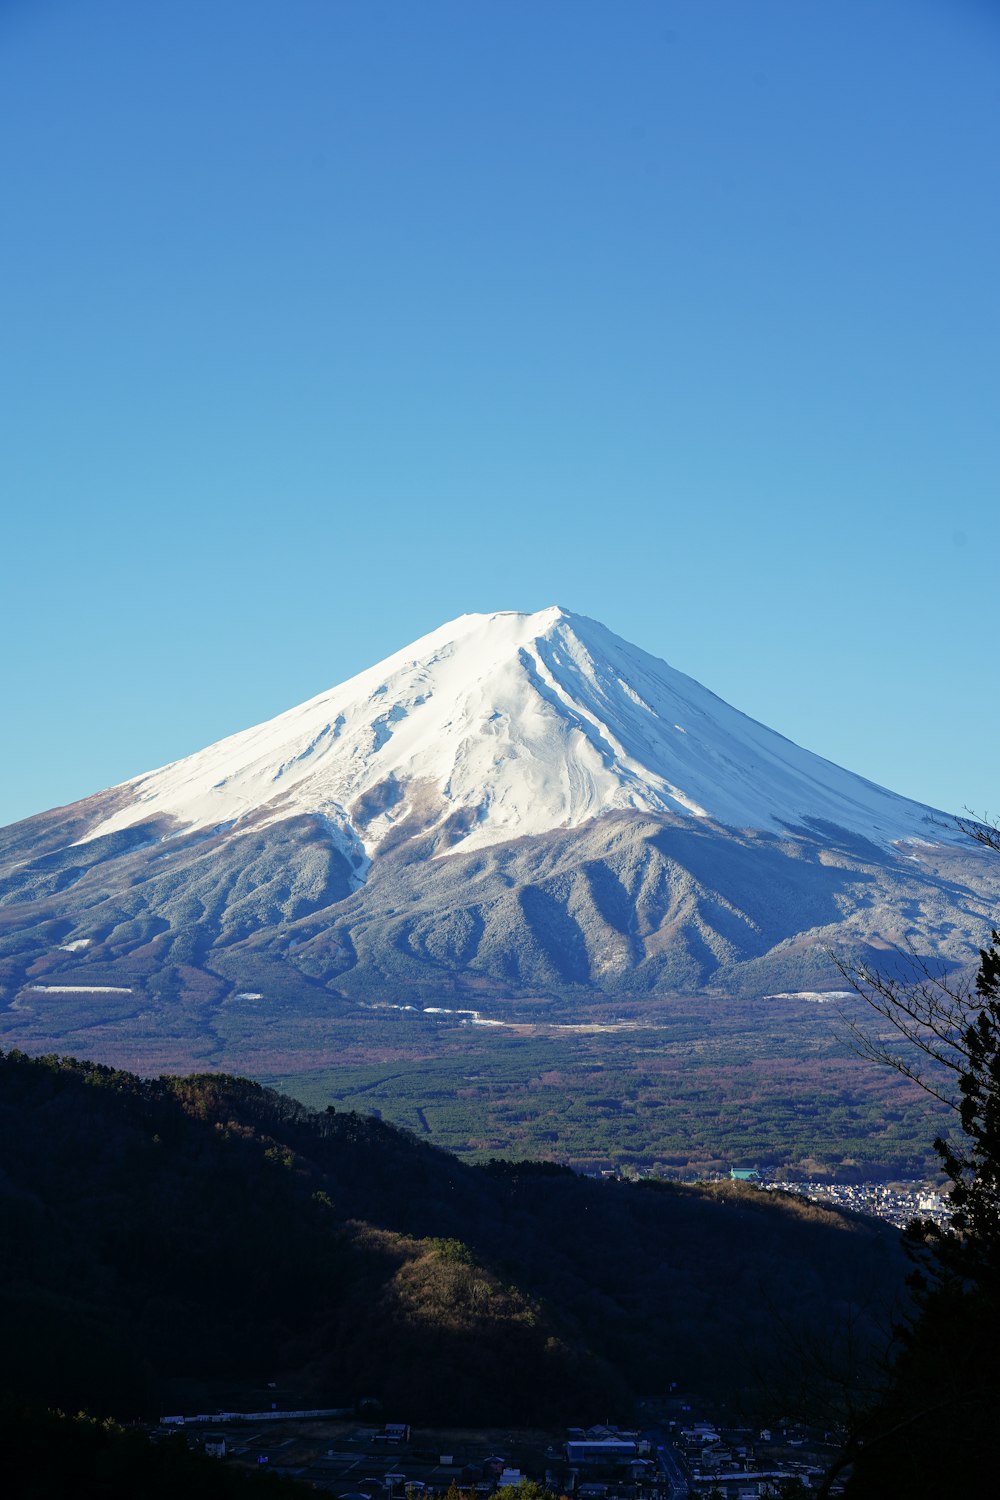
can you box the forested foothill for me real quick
[1,1049,906,1437]
[0,1398,312,1499]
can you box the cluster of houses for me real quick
[561,1417,837,1497]
[563,1427,656,1496]
[155,1409,844,1496]
[726,1165,950,1231]
[768,1177,949,1229]
[672,1415,842,1496]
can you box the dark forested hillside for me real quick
[0,1050,906,1426]
[0,1400,312,1499]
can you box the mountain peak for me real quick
[76,608,951,863]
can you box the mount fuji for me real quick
[2,607,997,1069]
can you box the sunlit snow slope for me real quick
[80,607,951,864]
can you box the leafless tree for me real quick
[817,814,1000,1495]
[832,813,1000,1112]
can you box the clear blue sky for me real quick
[2,0,998,828]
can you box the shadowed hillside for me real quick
[2,1050,906,1426]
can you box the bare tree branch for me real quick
[830,937,982,1112]
[954,809,1000,851]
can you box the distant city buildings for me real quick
[720,1165,950,1230]
[768,1180,950,1229]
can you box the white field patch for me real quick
[368,1003,665,1034]
[27,984,134,994]
[767,990,855,1004]
[57,939,92,952]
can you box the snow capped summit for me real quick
[80,606,951,861]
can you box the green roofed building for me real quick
[730,1167,761,1182]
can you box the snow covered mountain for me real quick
[80,606,952,859]
[1,607,997,1069]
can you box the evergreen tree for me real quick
[835,931,1000,1495]
[928,931,1000,1274]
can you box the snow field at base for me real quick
[78,606,956,862]
[27,985,134,995]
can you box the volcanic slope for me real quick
[2,608,998,1061]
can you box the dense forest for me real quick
[1,1048,906,1431]
[0,1398,312,1499]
